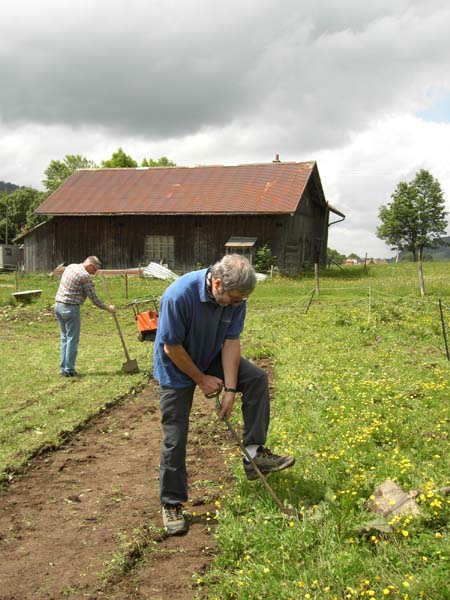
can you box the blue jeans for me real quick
[55,302,81,374]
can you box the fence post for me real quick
[305,289,315,314]
[314,263,320,296]
[438,299,450,361]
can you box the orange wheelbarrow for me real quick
[127,297,159,342]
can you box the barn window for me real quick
[144,235,175,268]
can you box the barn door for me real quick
[193,228,209,268]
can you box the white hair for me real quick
[210,254,256,295]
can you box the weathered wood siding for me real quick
[23,221,55,272]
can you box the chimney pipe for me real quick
[273,154,281,163]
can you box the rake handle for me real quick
[101,276,131,361]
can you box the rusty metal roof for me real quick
[35,161,318,216]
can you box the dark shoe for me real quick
[162,503,188,536]
[244,447,295,481]
[66,371,80,377]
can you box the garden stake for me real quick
[305,288,315,314]
[438,299,450,361]
[210,389,299,519]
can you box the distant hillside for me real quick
[0,181,20,194]
[399,237,450,261]
[425,237,450,261]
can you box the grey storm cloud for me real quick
[1,0,449,148]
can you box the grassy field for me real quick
[0,271,167,478]
[1,263,450,599]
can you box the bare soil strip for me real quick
[0,380,234,600]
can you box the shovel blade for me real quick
[122,359,139,374]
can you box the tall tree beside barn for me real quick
[43,155,97,194]
[0,187,46,243]
[101,147,138,168]
[377,169,448,296]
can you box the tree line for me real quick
[0,149,175,244]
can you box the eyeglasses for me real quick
[226,292,248,305]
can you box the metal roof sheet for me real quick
[225,237,258,247]
[35,161,317,216]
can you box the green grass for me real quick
[1,264,450,599]
[202,263,450,600]
[0,271,167,480]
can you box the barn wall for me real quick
[50,214,288,272]
[275,181,329,274]
[23,221,55,272]
[23,206,329,273]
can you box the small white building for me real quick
[0,244,20,270]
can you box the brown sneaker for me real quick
[243,447,295,481]
[162,503,189,536]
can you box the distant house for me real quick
[23,160,344,274]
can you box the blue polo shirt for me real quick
[153,268,246,388]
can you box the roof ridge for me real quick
[77,161,316,172]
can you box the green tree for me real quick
[141,156,176,167]
[327,247,346,265]
[377,169,448,295]
[43,154,97,194]
[0,187,47,244]
[101,147,138,168]
[253,244,276,272]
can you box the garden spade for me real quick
[102,277,139,374]
[210,388,299,519]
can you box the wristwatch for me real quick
[224,387,238,393]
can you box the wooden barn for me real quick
[24,160,344,274]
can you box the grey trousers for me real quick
[159,357,270,505]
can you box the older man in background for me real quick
[55,256,115,377]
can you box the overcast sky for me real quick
[2,0,450,257]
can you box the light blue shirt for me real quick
[153,269,246,388]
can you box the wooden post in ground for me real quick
[14,268,19,292]
[438,299,449,361]
[124,273,128,300]
[314,263,320,296]
[305,289,315,314]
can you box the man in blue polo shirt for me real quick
[154,254,295,536]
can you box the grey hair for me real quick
[210,254,257,295]
[84,256,102,269]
